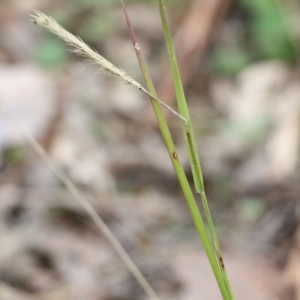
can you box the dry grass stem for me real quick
[31,11,186,123]
[0,103,160,300]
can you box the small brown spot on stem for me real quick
[172,152,178,159]
[219,256,225,269]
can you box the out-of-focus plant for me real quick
[210,0,296,75]
[241,0,295,60]
[3,145,27,165]
[34,36,68,68]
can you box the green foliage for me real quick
[3,145,27,165]
[34,36,68,68]
[210,0,295,75]
[78,14,117,43]
[211,46,251,75]
[241,0,295,60]
[238,198,265,221]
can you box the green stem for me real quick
[120,1,231,299]
[157,1,234,299]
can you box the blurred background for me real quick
[1,0,300,299]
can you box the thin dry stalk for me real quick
[0,103,160,300]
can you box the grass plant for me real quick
[157,2,234,298]
[1,1,235,299]
[121,1,234,299]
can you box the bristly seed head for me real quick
[31,11,140,87]
[30,10,187,123]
